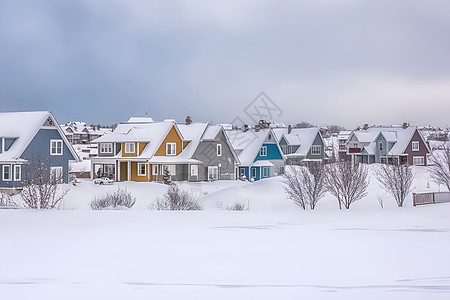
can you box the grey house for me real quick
[272,127,326,165]
[0,111,79,192]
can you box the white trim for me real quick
[412,141,419,151]
[251,167,257,179]
[166,143,176,156]
[163,164,176,175]
[13,165,21,181]
[152,164,158,175]
[137,163,146,176]
[217,144,222,156]
[50,139,63,155]
[50,166,63,183]
[262,166,269,178]
[2,165,12,181]
[413,156,424,166]
[311,145,321,156]
[99,143,113,154]
[191,165,198,176]
[208,166,218,180]
[260,146,267,156]
[124,143,135,154]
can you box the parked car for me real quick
[93,177,114,185]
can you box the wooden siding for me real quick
[122,142,137,157]
[155,126,183,156]
[405,129,429,166]
[183,140,191,150]
[130,162,151,182]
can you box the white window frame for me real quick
[50,166,63,183]
[240,168,246,177]
[191,165,198,176]
[208,166,218,180]
[260,146,267,156]
[50,139,63,155]
[152,165,158,176]
[166,143,176,156]
[2,165,12,181]
[100,143,113,154]
[14,165,21,181]
[137,163,146,176]
[412,141,419,151]
[263,167,269,177]
[413,156,424,166]
[311,145,321,156]
[125,143,135,153]
[251,167,257,179]
[163,165,176,175]
[217,144,222,156]
[379,142,383,151]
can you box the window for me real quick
[125,143,135,153]
[311,145,321,155]
[379,142,383,151]
[413,156,424,166]
[138,163,146,176]
[217,144,222,156]
[412,141,419,151]
[240,168,246,177]
[100,143,113,154]
[152,165,158,175]
[163,165,176,175]
[50,166,63,183]
[208,166,218,180]
[166,143,176,155]
[14,165,21,181]
[50,139,63,155]
[260,146,267,156]
[191,165,198,176]
[251,167,257,178]
[2,165,11,181]
[263,167,269,177]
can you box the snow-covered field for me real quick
[1,166,450,299]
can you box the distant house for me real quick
[0,111,79,192]
[90,119,239,182]
[226,127,285,181]
[272,127,327,165]
[346,124,430,166]
[60,121,112,144]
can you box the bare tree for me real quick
[282,163,327,210]
[325,161,369,209]
[429,146,450,191]
[150,183,202,211]
[91,187,136,210]
[375,163,414,207]
[0,191,17,208]
[21,157,69,209]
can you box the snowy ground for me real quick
[1,166,450,299]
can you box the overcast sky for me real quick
[1,0,449,129]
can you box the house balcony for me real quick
[348,147,362,154]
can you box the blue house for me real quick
[226,127,285,181]
[0,111,79,192]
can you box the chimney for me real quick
[255,124,261,132]
[288,125,292,134]
[363,124,369,130]
[402,122,408,129]
[243,124,249,132]
[186,116,192,125]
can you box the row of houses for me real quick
[0,111,431,191]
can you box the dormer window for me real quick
[100,143,113,154]
[50,140,63,155]
[311,145,321,155]
[125,143,135,153]
[412,141,419,151]
[166,143,176,155]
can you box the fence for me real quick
[413,191,450,206]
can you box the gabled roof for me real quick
[225,128,279,166]
[273,127,322,157]
[0,111,79,163]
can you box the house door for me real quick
[208,166,218,181]
[50,166,64,183]
[120,162,128,181]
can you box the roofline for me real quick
[49,111,81,162]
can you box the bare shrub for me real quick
[150,184,202,211]
[429,146,450,191]
[91,187,136,210]
[325,161,369,209]
[375,163,414,207]
[0,191,17,208]
[226,203,247,211]
[283,163,327,210]
[21,158,69,209]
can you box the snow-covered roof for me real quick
[202,125,222,141]
[225,128,272,166]
[337,130,352,140]
[0,111,79,163]
[274,127,321,157]
[127,117,154,123]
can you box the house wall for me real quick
[374,135,388,163]
[254,143,283,161]
[191,130,236,181]
[154,127,183,156]
[305,134,325,160]
[130,162,151,182]
[122,142,138,157]
[405,129,429,166]
[0,163,24,189]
